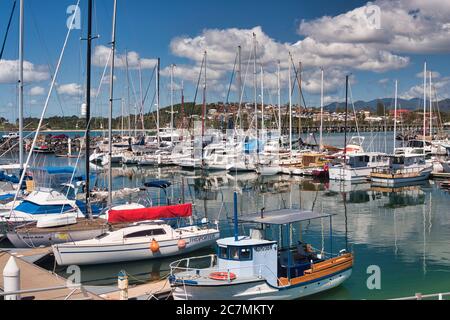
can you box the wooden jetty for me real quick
[0,249,103,300]
[0,248,172,300]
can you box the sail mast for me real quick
[423,62,427,152]
[201,51,207,167]
[18,0,24,170]
[344,75,349,159]
[429,71,432,138]
[277,60,281,139]
[156,57,160,145]
[107,0,118,208]
[170,64,175,140]
[85,0,93,217]
[393,80,398,153]
[288,57,292,154]
[320,67,324,151]
[260,65,264,134]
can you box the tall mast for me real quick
[170,64,175,139]
[201,51,207,167]
[260,65,264,134]
[344,75,349,159]
[156,58,160,145]
[253,33,258,154]
[429,71,433,138]
[393,80,398,153]
[181,80,185,137]
[320,67,324,151]
[237,46,242,130]
[85,0,93,216]
[298,61,302,141]
[277,60,281,139]
[18,0,24,170]
[288,58,292,154]
[423,62,427,151]
[107,0,117,208]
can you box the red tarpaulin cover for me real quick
[108,203,193,224]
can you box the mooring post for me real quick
[3,256,20,300]
[118,270,128,300]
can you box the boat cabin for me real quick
[345,153,388,168]
[218,209,340,287]
[390,154,426,169]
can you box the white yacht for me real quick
[329,152,389,182]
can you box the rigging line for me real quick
[186,54,205,129]
[27,2,67,117]
[0,0,16,60]
[226,52,238,105]
[348,81,361,139]
[8,0,82,219]
[141,63,157,109]
[235,48,252,131]
[289,54,308,109]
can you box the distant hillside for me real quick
[324,98,450,112]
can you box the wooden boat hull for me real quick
[371,168,432,187]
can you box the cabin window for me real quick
[218,246,227,259]
[124,229,166,238]
[227,246,252,261]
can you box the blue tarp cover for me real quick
[31,167,76,175]
[14,201,74,215]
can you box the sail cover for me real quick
[108,203,193,224]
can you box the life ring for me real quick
[209,272,237,281]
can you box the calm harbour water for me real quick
[4,131,450,300]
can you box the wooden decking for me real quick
[100,279,172,300]
[0,249,103,300]
[0,247,173,300]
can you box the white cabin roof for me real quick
[217,236,274,247]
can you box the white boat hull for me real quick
[53,231,220,266]
[172,269,352,300]
[329,166,373,182]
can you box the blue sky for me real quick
[1,0,450,121]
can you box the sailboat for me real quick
[52,203,220,266]
[4,0,108,248]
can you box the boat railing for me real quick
[372,166,423,175]
[170,257,286,287]
[391,292,450,300]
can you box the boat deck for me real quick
[13,219,130,234]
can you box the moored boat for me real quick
[169,205,353,300]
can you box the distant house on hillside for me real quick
[389,109,411,117]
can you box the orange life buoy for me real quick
[177,239,187,250]
[150,239,160,253]
[209,272,237,281]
